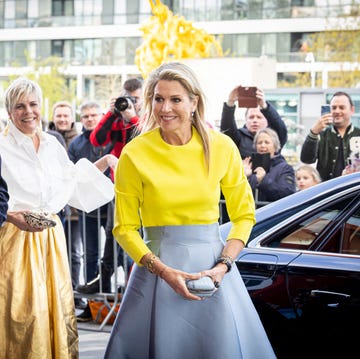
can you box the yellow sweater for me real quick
[113,127,255,265]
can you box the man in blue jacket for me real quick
[68,101,118,321]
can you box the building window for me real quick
[52,40,64,57]
[52,0,74,16]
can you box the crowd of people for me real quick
[220,86,359,202]
[0,63,358,358]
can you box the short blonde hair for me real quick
[4,77,42,115]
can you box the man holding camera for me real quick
[89,78,143,177]
[76,79,142,304]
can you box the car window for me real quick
[264,196,354,251]
[250,206,310,240]
[275,210,339,250]
[321,206,360,256]
[342,215,360,255]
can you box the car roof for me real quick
[255,171,360,223]
[219,172,360,243]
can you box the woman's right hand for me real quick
[141,253,203,300]
[160,266,203,301]
[243,156,252,177]
[6,211,41,232]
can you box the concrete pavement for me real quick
[78,322,111,358]
[77,312,113,358]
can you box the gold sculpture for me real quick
[135,0,223,78]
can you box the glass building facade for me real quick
[0,0,358,67]
[0,0,359,158]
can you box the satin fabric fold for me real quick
[0,216,78,359]
[104,224,275,359]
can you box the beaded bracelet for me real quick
[145,254,158,274]
[215,254,234,273]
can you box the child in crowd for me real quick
[295,164,321,191]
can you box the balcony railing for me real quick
[1,3,359,29]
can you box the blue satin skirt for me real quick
[104,224,275,359]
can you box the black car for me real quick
[221,172,360,359]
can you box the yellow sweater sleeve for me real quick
[113,128,255,265]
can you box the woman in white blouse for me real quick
[0,77,116,358]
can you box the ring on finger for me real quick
[214,281,220,288]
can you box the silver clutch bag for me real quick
[23,212,57,230]
[186,276,217,297]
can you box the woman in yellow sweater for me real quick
[105,62,275,358]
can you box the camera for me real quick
[114,96,136,114]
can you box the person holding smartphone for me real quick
[220,85,287,159]
[243,128,296,206]
[220,85,288,215]
[300,91,360,181]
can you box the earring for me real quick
[191,111,195,117]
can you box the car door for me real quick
[275,194,360,358]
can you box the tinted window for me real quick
[262,195,357,251]
[321,205,360,256]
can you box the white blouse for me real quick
[0,121,114,213]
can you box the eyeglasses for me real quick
[81,113,101,119]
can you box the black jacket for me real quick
[220,101,288,159]
[300,124,360,181]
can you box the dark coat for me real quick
[220,101,288,159]
[48,122,79,150]
[68,128,112,166]
[247,154,296,203]
[300,124,360,181]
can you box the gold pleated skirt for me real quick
[0,217,78,359]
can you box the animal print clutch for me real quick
[23,212,57,230]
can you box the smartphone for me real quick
[251,153,271,173]
[321,104,331,116]
[238,86,257,108]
